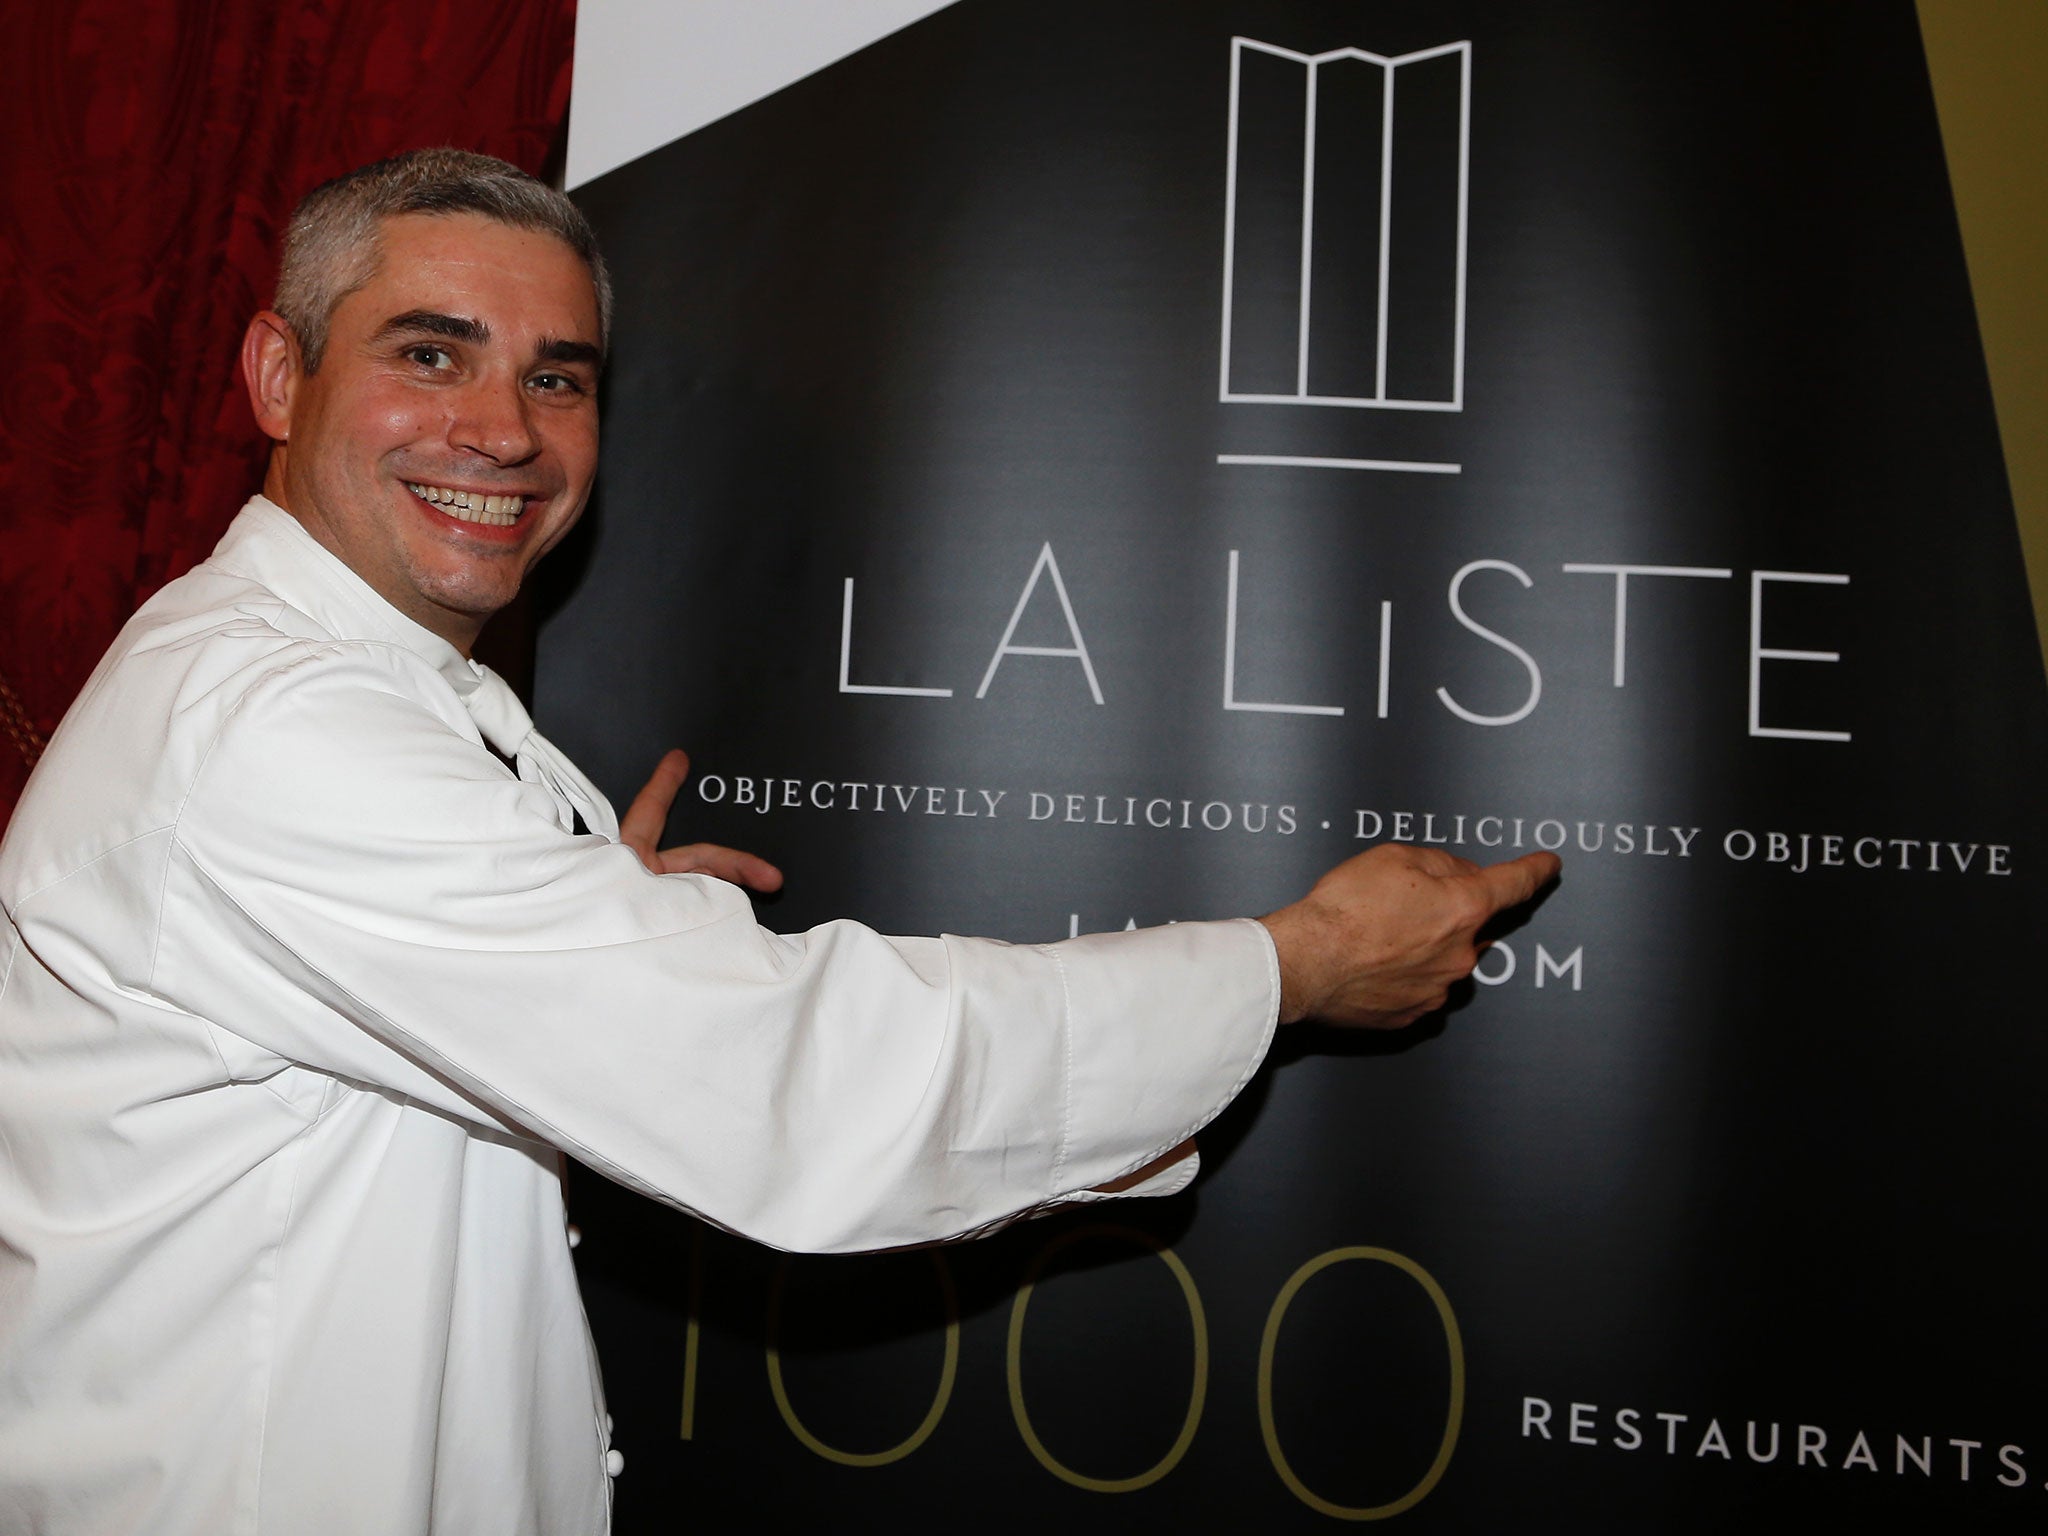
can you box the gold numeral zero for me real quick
[765,1251,961,1466]
[1256,1246,1465,1520]
[1006,1224,1208,1493]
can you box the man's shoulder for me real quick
[2,561,458,900]
[126,555,452,710]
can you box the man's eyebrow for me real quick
[536,337,604,371]
[373,310,490,345]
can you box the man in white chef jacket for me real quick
[0,150,1558,1535]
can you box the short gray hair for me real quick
[274,147,611,372]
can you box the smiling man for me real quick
[0,150,1555,1535]
[247,208,604,649]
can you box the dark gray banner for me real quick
[539,2,2047,1526]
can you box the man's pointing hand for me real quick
[1258,844,1561,1027]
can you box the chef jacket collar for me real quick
[208,495,515,743]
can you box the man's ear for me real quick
[242,311,302,442]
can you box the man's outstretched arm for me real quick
[620,745,1560,1034]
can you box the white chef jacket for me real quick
[0,497,1279,1535]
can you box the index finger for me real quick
[620,748,692,854]
[1467,851,1561,914]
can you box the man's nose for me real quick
[449,374,539,465]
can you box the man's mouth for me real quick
[406,483,527,528]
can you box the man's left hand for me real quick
[620,748,784,891]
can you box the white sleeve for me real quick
[161,649,1277,1253]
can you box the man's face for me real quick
[254,212,603,650]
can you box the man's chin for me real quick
[409,561,529,630]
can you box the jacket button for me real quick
[606,1449,625,1477]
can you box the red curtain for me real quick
[0,0,579,824]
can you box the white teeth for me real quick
[406,483,526,527]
